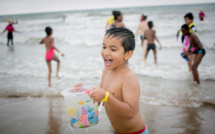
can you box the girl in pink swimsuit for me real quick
[40,26,64,87]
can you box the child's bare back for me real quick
[145,29,155,44]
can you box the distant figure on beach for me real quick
[62,15,66,21]
[39,26,64,87]
[181,24,205,84]
[74,27,148,134]
[1,19,20,46]
[177,13,197,71]
[110,11,125,28]
[105,10,116,29]
[135,14,149,61]
[199,9,206,21]
[143,21,162,64]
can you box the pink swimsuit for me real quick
[45,38,54,61]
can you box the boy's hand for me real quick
[184,51,189,56]
[61,53,64,57]
[73,83,83,88]
[159,45,162,50]
[89,86,106,102]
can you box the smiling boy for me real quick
[87,28,148,134]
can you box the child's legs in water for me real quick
[192,53,204,84]
[52,54,60,78]
[188,54,195,71]
[46,61,52,87]
[142,40,147,61]
[153,49,157,64]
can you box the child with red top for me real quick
[1,19,20,46]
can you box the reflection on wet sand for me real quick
[47,97,62,134]
[8,46,14,52]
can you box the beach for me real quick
[0,97,215,134]
[0,3,215,134]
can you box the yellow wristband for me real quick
[186,49,189,52]
[59,52,62,55]
[102,92,109,102]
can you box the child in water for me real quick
[110,11,125,28]
[143,21,162,64]
[75,28,148,134]
[181,24,205,84]
[39,26,64,87]
[1,19,20,46]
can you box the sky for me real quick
[0,0,215,15]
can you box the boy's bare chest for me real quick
[102,74,123,100]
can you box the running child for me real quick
[143,21,162,64]
[39,26,64,87]
[74,28,148,134]
[181,24,205,84]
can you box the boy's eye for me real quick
[111,49,116,51]
[103,46,106,49]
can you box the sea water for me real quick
[0,3,215,107]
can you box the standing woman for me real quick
[1,19,20,46]
[39,26,64,87]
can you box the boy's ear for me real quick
[124,50,133,61]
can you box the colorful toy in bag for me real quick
[61,86,99,128]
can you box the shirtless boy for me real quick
[75,28,148,134]
[181,24,206,84]
[144,21,161,64]
[136,15,148,45]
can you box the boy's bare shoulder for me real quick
[122,68,138,82]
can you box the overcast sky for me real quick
[0,0,214,15]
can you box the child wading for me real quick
[39,26,64,87]
[75,28,149,134]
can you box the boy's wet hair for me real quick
[45,26,52,36]
[148,21,153,28]
[184,13,194,20]
[181,24,189,30]
[141,14,147,21]
[112,10,117,15]
[105,27,135,53]
[113,11,121,20]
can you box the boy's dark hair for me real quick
[148,21,153,28]
[181,24,189,30]
[113,11,121,20]
[141,14,147,21]
[112,10,117,15]
[105,27,135,53]
[45,26,52,36]
[184,12,194,20]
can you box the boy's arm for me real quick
[135,24,140,41]
[188,34,201,54]
[39,38,44,44]
[51,38,64,56]
[90,72,140,119]
[154,31,162,49]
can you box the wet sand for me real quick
[0,97,215,134]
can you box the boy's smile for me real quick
[101,35,127,70]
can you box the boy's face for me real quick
[181,28,189,35]
[184,17,192,25]
[118,14,123,22]
[101,35,131,70]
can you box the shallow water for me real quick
[0,3,215,107]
